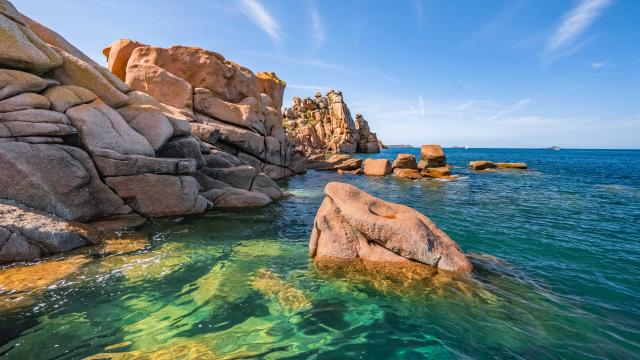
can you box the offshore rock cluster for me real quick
[283,90,383,155]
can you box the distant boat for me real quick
[451,145,469,149]
[549,146,561,151]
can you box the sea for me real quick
[0,148,638,359]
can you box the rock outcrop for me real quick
[0,201,95,263]
[103,39,306,179]
[309,182,472,274]
[283,90,382,155]
[0,1,292,263]
[469,161,527,170]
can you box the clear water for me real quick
[1,148,639,359]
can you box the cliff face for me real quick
[0,0,302,263]
[283,90,381,155]
[103,39,305,179]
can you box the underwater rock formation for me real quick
[309,182,472,273]
[283,90,382,155]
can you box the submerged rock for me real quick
[0,201,95,263]
[309,182,472,274]
[469,160,497,170]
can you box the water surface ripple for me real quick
[0,148,638,359]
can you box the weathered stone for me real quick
[190,123,221,144]
[419,144,446,169]
[49,47,129,108]
[126,90,194,124]
[91,148,196,176]
[202,165,257,190]
[309,182,472,273]
[0,201,94,264]
[0,92,49,112]
[23,15,130,93]
[105,174,210,217]
[250,173,283,200]
[194,88,265,134]
[262,105,286,141]
[42,84,96,112]
[0,142,130,221]
[289,152,307,174]
[391,153,417,169]
[0,69,46,100]
[256,72,285,110]
[0,108,68,123]
[0,13,62,74]
[102,38,144,81]
[469,160,497,170]
[117,104,173,151]
[12,136,62,144]
[201,188,271,208]
[237,151,263,170]
[126,45,258,103]
[193,170,231,191]
[284,90,381,156]
[421,167,451,178]
[393,168,422,180]
[496,162,527,169]
[363,158,391,176]
[203,153,235,168]
[0,121,75,137]
[196,114,265,159]
[262,164,294,179]
[66,99,154,156]
[126,63,193,112]
[158,136,206,168]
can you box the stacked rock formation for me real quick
[103,39,306,180]
[309,182,472,274]
[0,1,293,263]
[283,90,381,155]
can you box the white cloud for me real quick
[239,0,282,46]
[287,84,330,92]
[418,95,425,115]
[543,0,612,62]
[310,5,325,48]
[591,59,609,68]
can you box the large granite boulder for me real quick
[0,69,46,100]
[363,158,391,176]
[0,201,95,263]
[105,174,210,217]
[469,160,497,170]
[125,63,193,112]
[0,142,130,221]
[391,153,417,169]
[418,144,446,169]
[256,72,285,110]
[201,188,271,208]
[0,7,62,74]
[309,182,472,273]
[66,99,155,156]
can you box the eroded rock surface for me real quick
[283,90,382,156]
[309,182,472,273]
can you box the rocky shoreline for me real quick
[0,0,528,277]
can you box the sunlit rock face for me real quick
[0,0,290,263]
[309,182,472,274]
[103,39,306,180]
[283,90,382,156]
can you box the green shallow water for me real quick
[1,148,639,359]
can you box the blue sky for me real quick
[14,0,640,148]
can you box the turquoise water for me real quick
[0,148,639,359]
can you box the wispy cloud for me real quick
[418,95,425,115]
[411,0,424,25]
[464,0,525,47]
[543,0,612,63]
[239,0,282,46]
[287,84,330,92]
[310,5,325,48]
[591,59,609,68]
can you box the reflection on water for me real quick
[0,148,639,359]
